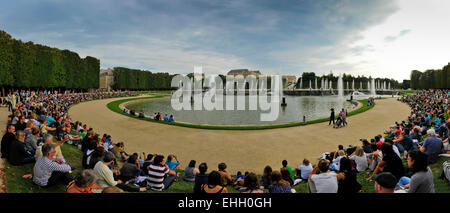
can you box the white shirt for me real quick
[351,155,368,172]
[298,164,313,179]
[311,172,338,193]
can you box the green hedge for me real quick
[0,30,99,89]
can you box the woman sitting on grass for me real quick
[349,146,368,172]
[118,154,140,182]
[200,171,228,193]
[268,170,292,193]
[260,165,272,189]
[337,157,361,194]
[183,160,199,182]
[281,168,294,186]
[238,173,264,193]
[403,150,435,193]
[217,162,234,186]
[367,143,405,183]
[66,169,103,193]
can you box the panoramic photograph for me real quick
[0,0,449,209]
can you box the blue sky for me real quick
[1,0,449,81]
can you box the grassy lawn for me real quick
[4,143,83,193]
[5,142,449,193]
[107,97,375,130]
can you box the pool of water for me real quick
[125,95,358,125]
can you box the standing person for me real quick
[329,108,335,126]
[340,108,347,126]
[7,92,12,112]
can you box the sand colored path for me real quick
[0,106,10,193]
[69,97,410,174]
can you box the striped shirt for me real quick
[33,156,71,186]
[147,164,169,191]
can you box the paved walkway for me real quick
[0,106,9,193]
[69,97,410,174]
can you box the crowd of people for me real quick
[123,109,175,122]
[1,89,449,193]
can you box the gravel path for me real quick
[69,97,410,174]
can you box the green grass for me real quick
[400,90,417,97]
[4,143,83,193]
[5,142,448,193]
[107,97,376,130]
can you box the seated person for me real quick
[8,130,35,166]
[183,160,200,182]
[63,127,82,146]
[296,159,313,181]
[147,155,176,191]
[165,154,180,173]
[193,163,208,193]
[66,169,103,193]
[35,134,68,163]
[237,173,264,193]
[118,154,140,182]
[260,166,272,189]
[217,162,234,186]
[280,160,295,180]
[200,171,228,193]
[168,115,174,122]
[24,127,41,155]
[163,114,169,121]
[374,172,401,193]
[419,129,443,164]
[33,143,73,187]
[308,159,338,193]
[268,170,292,193]
[113,142,129,161]
[403,150,435,193]
[141,153,154,176]
[93,152,146,192]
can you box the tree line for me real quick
[0,30,99,93]
[410,63,450,89]
[112,67,175,90]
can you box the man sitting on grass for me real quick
[308,159,338,193]
[32,143,73,188]
[8,130,35,166]
[93,152,146,192]
[147,155,176,191]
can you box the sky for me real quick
[0,0,449,81]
